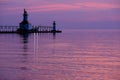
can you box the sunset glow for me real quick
[0,0,120,29]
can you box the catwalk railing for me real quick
[0,25,57,33]
[33,26,53,31]
[0,26,18,32]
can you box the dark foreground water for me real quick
[0,29,120,80]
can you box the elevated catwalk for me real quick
[0,26,62,33]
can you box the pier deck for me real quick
[0,26,62,33]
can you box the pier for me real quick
[0,25,62,33]
[0,9,62,34]
[0,26,18,33]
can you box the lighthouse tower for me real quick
[19,9,32,32]
[53,21,56,31]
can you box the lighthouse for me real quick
[16,9,62,33]
[19,9,32,32]
[53,21,56,31]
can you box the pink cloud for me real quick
[2,3,80,13]
[28,4,80,12]
[1,1,120,22]
[28,2,120,12]
[76,2,120,10]
[3,2,120,13]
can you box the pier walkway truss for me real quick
[0,25,59,33]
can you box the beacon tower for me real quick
[53,21,56,31]
[19,9,32,31]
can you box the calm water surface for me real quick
[0,29,120,80]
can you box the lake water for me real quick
[0,29,120,80]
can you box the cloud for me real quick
[1,1,120,23]
[28,4,80,12]
[3,3,80,12]
[28,2,120,12]
[25,2,120,12]
[2,2,120,12]
[76,2,120,9]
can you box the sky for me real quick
[0,0,120,29]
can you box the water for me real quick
[0,29,120,80]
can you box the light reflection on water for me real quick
[0,29,120,80]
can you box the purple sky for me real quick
[0,0,120,29]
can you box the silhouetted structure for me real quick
[19,9,32,31]
[0,9,62,33]
[53,21,56,31]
